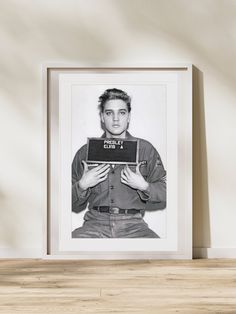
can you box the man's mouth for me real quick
[112,125,120,128]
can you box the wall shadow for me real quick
[192,66,211,250]
[2,0,234,252]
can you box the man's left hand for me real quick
[121,163,149,191]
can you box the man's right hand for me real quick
[79,161,110,191]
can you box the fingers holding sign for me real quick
[79,161,110,191]
[121,163,149,192]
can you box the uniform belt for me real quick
[93,206,142,215]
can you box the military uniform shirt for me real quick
[72,132,166,213]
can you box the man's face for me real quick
[101,99,130,138]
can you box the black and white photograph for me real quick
[46,66,192,258]
[71,87,167,239]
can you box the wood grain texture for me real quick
[0,259,236,313]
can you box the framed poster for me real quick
[44,65,192,259]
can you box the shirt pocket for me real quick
[129,164,148,179]
[139,164,148,179]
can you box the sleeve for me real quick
[137,144,166,209]
[72,146,91,213]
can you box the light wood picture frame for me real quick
[44,64,192,259]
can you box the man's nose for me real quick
[113,113,119,121]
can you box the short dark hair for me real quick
[98,88,131,112]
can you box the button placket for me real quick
[109,167,116,207]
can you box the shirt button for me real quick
[111,170,115,174]
[111,199,114,203]
[110,185,114,190]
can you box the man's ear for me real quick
[128,112,131,123]
[100,112,104,123]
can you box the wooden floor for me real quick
[0,259,236,313]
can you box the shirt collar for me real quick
[101,131,134,139]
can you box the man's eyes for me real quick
[105,111,127,116]
[105,111,112,116]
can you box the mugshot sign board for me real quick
[86,138,139,165]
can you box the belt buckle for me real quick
[110,207,120,214]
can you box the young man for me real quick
[72,88,166,238]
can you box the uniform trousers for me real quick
[72,209,159,238]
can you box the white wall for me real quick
[0,0,236,257]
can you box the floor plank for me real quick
[0,259,236,313]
